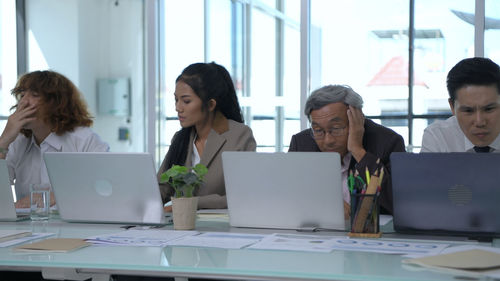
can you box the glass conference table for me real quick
[0,214,498,281]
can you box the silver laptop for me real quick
[222,152,345,231]
[44,152,165,225]
[391,152,500,238]
[0,160,30,221]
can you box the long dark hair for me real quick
[164,62,244,168]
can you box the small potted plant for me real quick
[159,163,208,230]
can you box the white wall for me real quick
[26,0,145,152]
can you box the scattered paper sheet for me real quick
[404,249,500,270]
[0,233,55,248]
[329,238,449,257]
[14,238,90,253]
[248,233,340,253]
[166,232,266,249]
[402,246,500,279]
[86,229,198,247]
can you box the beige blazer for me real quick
[158,118,256,209]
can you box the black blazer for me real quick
[288,119,405,214]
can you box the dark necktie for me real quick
[473,146,491,153]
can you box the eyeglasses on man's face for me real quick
[310,126,347,139]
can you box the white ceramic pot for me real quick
[171,196,199,230]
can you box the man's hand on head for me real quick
[346,106,366,162]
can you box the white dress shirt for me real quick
[421,116,500,153]
[6,127,109,200]
[191,136,202,166]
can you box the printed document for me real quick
[166,232,266,249]
[86,229,198,247]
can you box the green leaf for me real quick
[193,163,208,177]
[160,164,207,198]
[183,173,197,185]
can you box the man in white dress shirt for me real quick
[0,70,109,207]
[421,57,500,153]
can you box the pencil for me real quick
[365,167,370,185]
[378,167,385,188]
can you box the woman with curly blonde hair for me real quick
[0,70,109,207]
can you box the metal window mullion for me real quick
[243,2,252,125]
[16,0,26,75]
[299,0,310,131]
[204,0,209,62]
[145,0,159,159]
[474,0,485,57]
[408,0,415,147]
[275,0,284,152]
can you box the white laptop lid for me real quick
[44,152,165,225]
[0,160,29,221]
[222,152,345,230]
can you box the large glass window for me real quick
[310,0,475,151]
[311,0,410,144]
[0,0,17,132]
[159,0,301,156]
[24,0,146,153]
[412,0,474,148]
[158,0,204,161]
[485,0,500,65]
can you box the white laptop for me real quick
[222,152,345,231]
[44,152,165,225]
[0,160,30,221]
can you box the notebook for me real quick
[222,152,345,231]
[391,152,500,238]
[43,152,165,225]
[0,160,30,221]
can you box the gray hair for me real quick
[304,85,364,120]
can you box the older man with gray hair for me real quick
[289,85,405,216]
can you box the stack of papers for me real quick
[14,238,90,253]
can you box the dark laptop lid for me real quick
[390,152,500,238]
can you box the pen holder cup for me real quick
[349,193,380,237]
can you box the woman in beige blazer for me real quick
[158,62,256,210]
